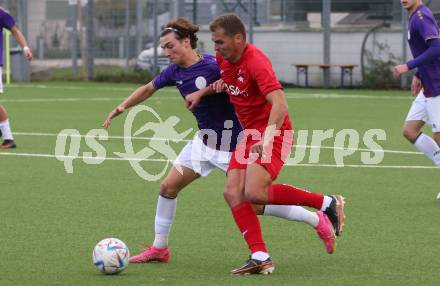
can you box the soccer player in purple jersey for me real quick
[393,0,440,199]
[0,7,33,149]
[103,18,334,265]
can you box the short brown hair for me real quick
[209,13,246,40]
[161,18,199,49]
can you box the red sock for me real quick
[268,184,324,209]
[230,202,267,254]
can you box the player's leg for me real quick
[255,201,337,255]
[434,131,440,200]
[433,132,440,146]
[155,165,200,245]
[426,96,440,166]
[403,120,425,143]
[0,105,16,148]
[425,96,440,199]
[129,165,200,263]
[130,139,202,263]
[408,123,440,168]
[403,92,440,168]
[244,144,345,235]
[224,168,274,275]
[0,68,16,149]
[212,147,334,243]
[245,163,336,253]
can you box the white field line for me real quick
[0,94,411,103]
[8,84,154,92]
[0,97,126,103]
[0,151,436,169]
[4,84,411,101]
[13,131,189,142]
[12,131,422,155]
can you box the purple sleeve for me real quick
[0,8,15,30]
[415,10,440,42]
[415,71,421,80]
[152,65,175,89]
[407,38,440,69]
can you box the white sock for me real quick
[251,251,270,261]
[320,196,332,211]
[153,195,177,249]
[263,205,319,228]
[414,133,440,167]
[0,119,13,140]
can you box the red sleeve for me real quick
[248,50,282,96]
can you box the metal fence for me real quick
[2,0,438,87]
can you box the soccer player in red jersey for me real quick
[104,18,336,268]
[186,14,346,275]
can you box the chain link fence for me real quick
[3,0,438,87]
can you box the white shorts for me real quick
[406,91,440,133]
[174,134,231,177]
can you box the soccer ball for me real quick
[92,238,130,274]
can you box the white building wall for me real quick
[198,30,406,87]
[28,0,46,50]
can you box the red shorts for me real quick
[227,129,294,180]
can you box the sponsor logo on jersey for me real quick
[195,76,207,90]
[237,68,245,82]
[225,83,248,97]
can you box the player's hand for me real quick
[210,79,226,93]
[185,91,202,111]
[103,106,125,129]
[411,75,422,96]
[23,46,33,61]
[250,141,266,160]
[393,64,409,77]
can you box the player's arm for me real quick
[266,89,288,129]
[103,82,157,128]
[185,79,225,111]
[394,38,440,77]
[263,89,288,138]
[251,89,288,157]
[394,12,440,77]
[9,25,32,61]
[411,74,423,96]
[407,37,440,70]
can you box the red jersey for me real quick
[216,44,292,132]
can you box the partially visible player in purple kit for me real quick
[393,0,440,199]
[0,7,33,149]
[103,18,335,264]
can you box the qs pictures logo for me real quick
[54,105,193,181]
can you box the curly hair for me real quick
[161,18,199,49]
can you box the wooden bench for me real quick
[292,64,358,88]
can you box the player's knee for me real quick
[433,132,440,146]
[223,184,238,203]
[0,105,8,121]
[244,188,266,204]
[223,183,246,207]
[402,126,418,143]
[159,181,179,198]
[252,204,265,215]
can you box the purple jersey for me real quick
[0,8,15,66]
[153,54,242,151]
[408,5,440,97]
